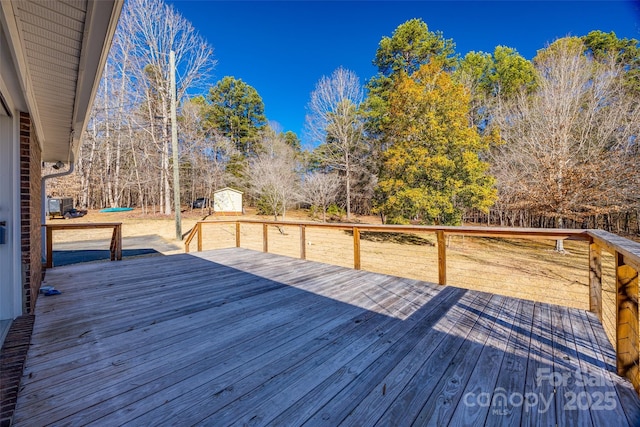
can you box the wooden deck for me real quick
[13,248,640,426]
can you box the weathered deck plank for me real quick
[271,288,467,426]
[521,302,557,426]
[369,292,495,426]
[447,297,523,426]
[580,309,640,426]
[12,247,640,426]
[207,288,467,426]
[550,305,594,427]
[412,294,509,425]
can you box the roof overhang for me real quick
[0,0,122,163]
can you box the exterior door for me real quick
[0,99,19,321]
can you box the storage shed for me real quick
[213,188,243,214]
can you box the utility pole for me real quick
[170,50,182,240]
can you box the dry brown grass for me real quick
[193,219,596,309]
[45,207,364,244]
[47,207,619,339]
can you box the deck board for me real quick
[551,305,593,426]
[447,297,523,426]
[521,302,557,426]
[12,247,640,426]
[412,294,509,425]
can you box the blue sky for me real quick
[167,0,640,144]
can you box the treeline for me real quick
[50,0,640,232]
[466,210,640,236]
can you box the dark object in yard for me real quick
[191,197,210,209]
[63,208,87,219]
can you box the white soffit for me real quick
[1,0,122,163]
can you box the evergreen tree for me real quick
[365,19,457,140]
[204,76,266,156]
[582,30,640,93]
[374,61,496,225]
[455,46,537,130]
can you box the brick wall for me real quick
[19,112,42,314]
[0,315,34,427]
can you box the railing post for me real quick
[263,223,268,253]
[46,225,53,268]
[236,222,241,248]
[117,224,122,260]
[110,224,122,261]
[437,230,446,286]
[197,222,202,252]
[353,227,361,270]
[589,242,603,320]
[300,225,306,260]
[109,229,115,260]
[616,251,640,393]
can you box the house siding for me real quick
[19,112,41,314]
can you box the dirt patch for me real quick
[346,230,435,246]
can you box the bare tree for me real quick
[179,98,236,207]
[61,0,216,213]
[300,172,341,222]
[125,0,215,214]
[305,67,365,220]
[249,130,300,220]
[491,37,640,249]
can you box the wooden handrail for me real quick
[184,220,591,271]
[43,222,122,268]
[587,230,640,393]
[589,229,640,272]
[184,219,591,239]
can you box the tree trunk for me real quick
[113,56,128,208]
[103,74,115,208]
[161,95,172,215]
[128,122,145,213]
[80,120,97,208]
[345,153,351,220]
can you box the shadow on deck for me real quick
[50,235,180,266]
[12,248,640,425]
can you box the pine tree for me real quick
[374,61,496,225]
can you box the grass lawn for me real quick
[45,206,618,345]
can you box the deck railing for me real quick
[43,222,122,268]
[588,229,640,393]
[185,219,640,393]
[185,219,591,282]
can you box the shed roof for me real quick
[214,187,244,195]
